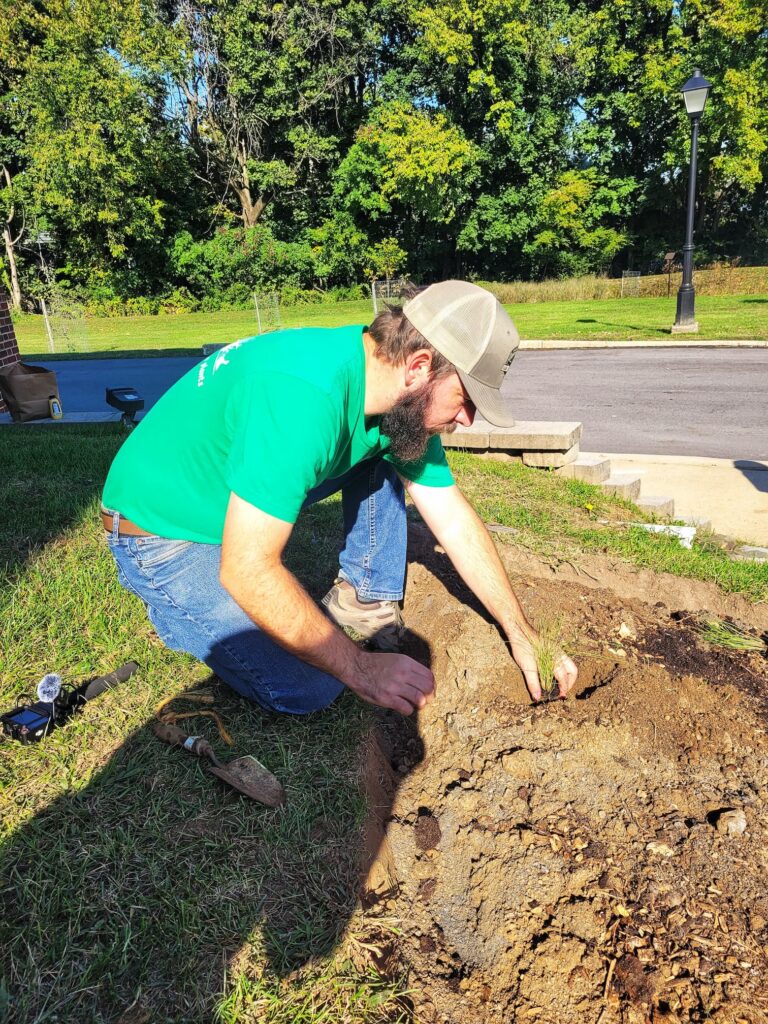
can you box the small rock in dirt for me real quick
[415,811,442,851]
[614,954,655,1004]
[619,621,636,640]
[714,808,747,836]
[417,878,437,902]
[646,841,676,858]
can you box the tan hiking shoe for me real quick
[321,578,404,652]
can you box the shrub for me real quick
[124,296,159,316]
[168,226,315,301]
[278,285,324,306]
[157,288,200,315]
[328,284,369,302]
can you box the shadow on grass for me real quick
[0,498,443,1022]
[0,424,125,579]
[575,318,671,335]
[0,645,429,1022]
[1,444,517,1020]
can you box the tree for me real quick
[0,0,189,302]
[168,0,382,231]
[307,213,371,287]
[565,0,768,261]
[380,0,578,277]
[525,169,636,277]
[364,236,408,283]
[334,101,480,276]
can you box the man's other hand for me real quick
[553,652,578,699]
[352,652,436,715]
[509,636,578,702]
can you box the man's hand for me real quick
[221,493,436,715]
[508,632,578,701]
[349,651,435,715]
[553,652,579,699]
[404,481,579,704]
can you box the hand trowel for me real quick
[153,721,285,806]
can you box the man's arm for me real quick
[404,480,577,700]
[219,492,435,715]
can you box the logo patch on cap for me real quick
[501,350,516,377]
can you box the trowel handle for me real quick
[153,721,221,766]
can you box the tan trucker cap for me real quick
[402,280,519,427]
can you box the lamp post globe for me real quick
[672,69,712,333]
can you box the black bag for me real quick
[0,362,61,422]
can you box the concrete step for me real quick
[733,545,768,563]
[636,495,675,519]
[441,427,491,449]
[443,420,582,452]
[557,453,611,484]
[488,421,582,451]
[601,472,642,502]
[522,444,579,469]
[678,515,713,532]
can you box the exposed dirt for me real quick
[362,529,768,1024]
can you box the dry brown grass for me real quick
[479,265,768,304]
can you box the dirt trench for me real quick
[361,531,768,1024]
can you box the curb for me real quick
[0,411,139,425]
[519,338,768,350]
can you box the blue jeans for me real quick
[106,459,406,714]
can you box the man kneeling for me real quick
[101,281,577,715]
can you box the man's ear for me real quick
[404,348,433,387]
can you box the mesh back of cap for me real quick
[404,283,496,373]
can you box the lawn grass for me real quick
[450,451,768,602]
[12,293,768,358]
[1,425,766,1022]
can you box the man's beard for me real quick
[380,380,454,463]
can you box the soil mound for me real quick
[363,532,768,1024]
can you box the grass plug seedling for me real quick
[696,617,765,653]
[532,616,567,701]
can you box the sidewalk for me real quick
[593,452,768,546]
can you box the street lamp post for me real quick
[672,69,712,333]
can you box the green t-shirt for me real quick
[102,324,454,542]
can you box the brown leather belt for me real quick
[101,510,155,537]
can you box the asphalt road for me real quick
[501,348,768,460]
[22,347,768,460]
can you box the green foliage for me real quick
[170,0,379,230]
[566,0,768,260]
[364,237,408,282]
[336,102,480,226]
[308,213,372,287]
[2,0,767,303]
[526,170,637,278]
[0,0,192,298]
[696,617,766,652]
[168,226,315,299]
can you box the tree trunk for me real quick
[2,223,22,311]
[236,186,266,228]
[235,138,267,228]
[1,165,22,309]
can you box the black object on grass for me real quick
[0,662,139,744]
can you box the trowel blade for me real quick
[208,755,285,807]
